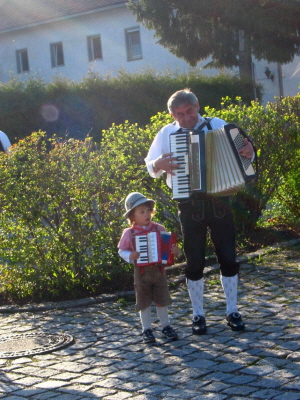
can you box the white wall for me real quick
[253,58,300,104]
[0,6,199,82]
[0,5,299,104]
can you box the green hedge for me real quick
[0,71,261,144]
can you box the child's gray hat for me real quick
[124,192,155,218]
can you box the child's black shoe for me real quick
[162,325,178,341]
[143,329,155,343]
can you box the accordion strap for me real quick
[203,117,213,130]
[176,117,213,133]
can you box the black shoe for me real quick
[162,325,178,341]
[226,312,245,331]
[192,315,207,334]
[143,329,156,343]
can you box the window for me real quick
[16,49,29,73]
[50,42,64,67]
[125,27,142,61]
[87,35,102,61]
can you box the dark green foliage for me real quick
[128,0,300,80]
[0,72,261,144]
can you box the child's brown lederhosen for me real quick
[131,224,171,311]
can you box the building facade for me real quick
[0,0,299,104]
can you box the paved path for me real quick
[0,241,300,400]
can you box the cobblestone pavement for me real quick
[0,241,300,400]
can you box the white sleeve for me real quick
[144,129,165,178]
[118,249,134,264]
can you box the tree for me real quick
[128,0,300,85]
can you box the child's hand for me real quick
[129,251,140,261]
[171,245,181,257]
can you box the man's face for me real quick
[171,102,200,129]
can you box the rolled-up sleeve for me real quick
[145,123,178,185]
[118,249,133,264]
[145,129,165,178]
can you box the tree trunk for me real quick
[238,30,253,81]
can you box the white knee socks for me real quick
[221,274,239,316]
[187,278,205,318]
[140,305,170,331]
[156,306,170,329]
[140,306,151,332]
[187,275,239,318]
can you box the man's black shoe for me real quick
[226,312,245,331]
[192,315,207,334]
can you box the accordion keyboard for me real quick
[170,132,191,200]
[135,232,158,265]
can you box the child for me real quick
[118,192,180,343]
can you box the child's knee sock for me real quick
[140,306,152,331]
[156,306,170,329]
[187,278,205,318]
[221,274,239,315]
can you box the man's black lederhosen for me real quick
[178,194,239,281]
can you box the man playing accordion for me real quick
[145,89,254,334]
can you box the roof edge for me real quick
[0,2,127,34]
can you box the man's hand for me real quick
[238,138,254,159]
[153,153,179,175]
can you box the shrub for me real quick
[0,132,129,301]
[274,148,300,221]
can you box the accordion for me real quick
[169,123,257,200]
[134,231,177,267]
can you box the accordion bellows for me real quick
[170,123,257,200]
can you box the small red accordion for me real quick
[133,231,177,267]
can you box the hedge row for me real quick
[0,70,261,144]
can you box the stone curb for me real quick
[1,238,299,314]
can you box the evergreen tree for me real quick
[128,0,300,83]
